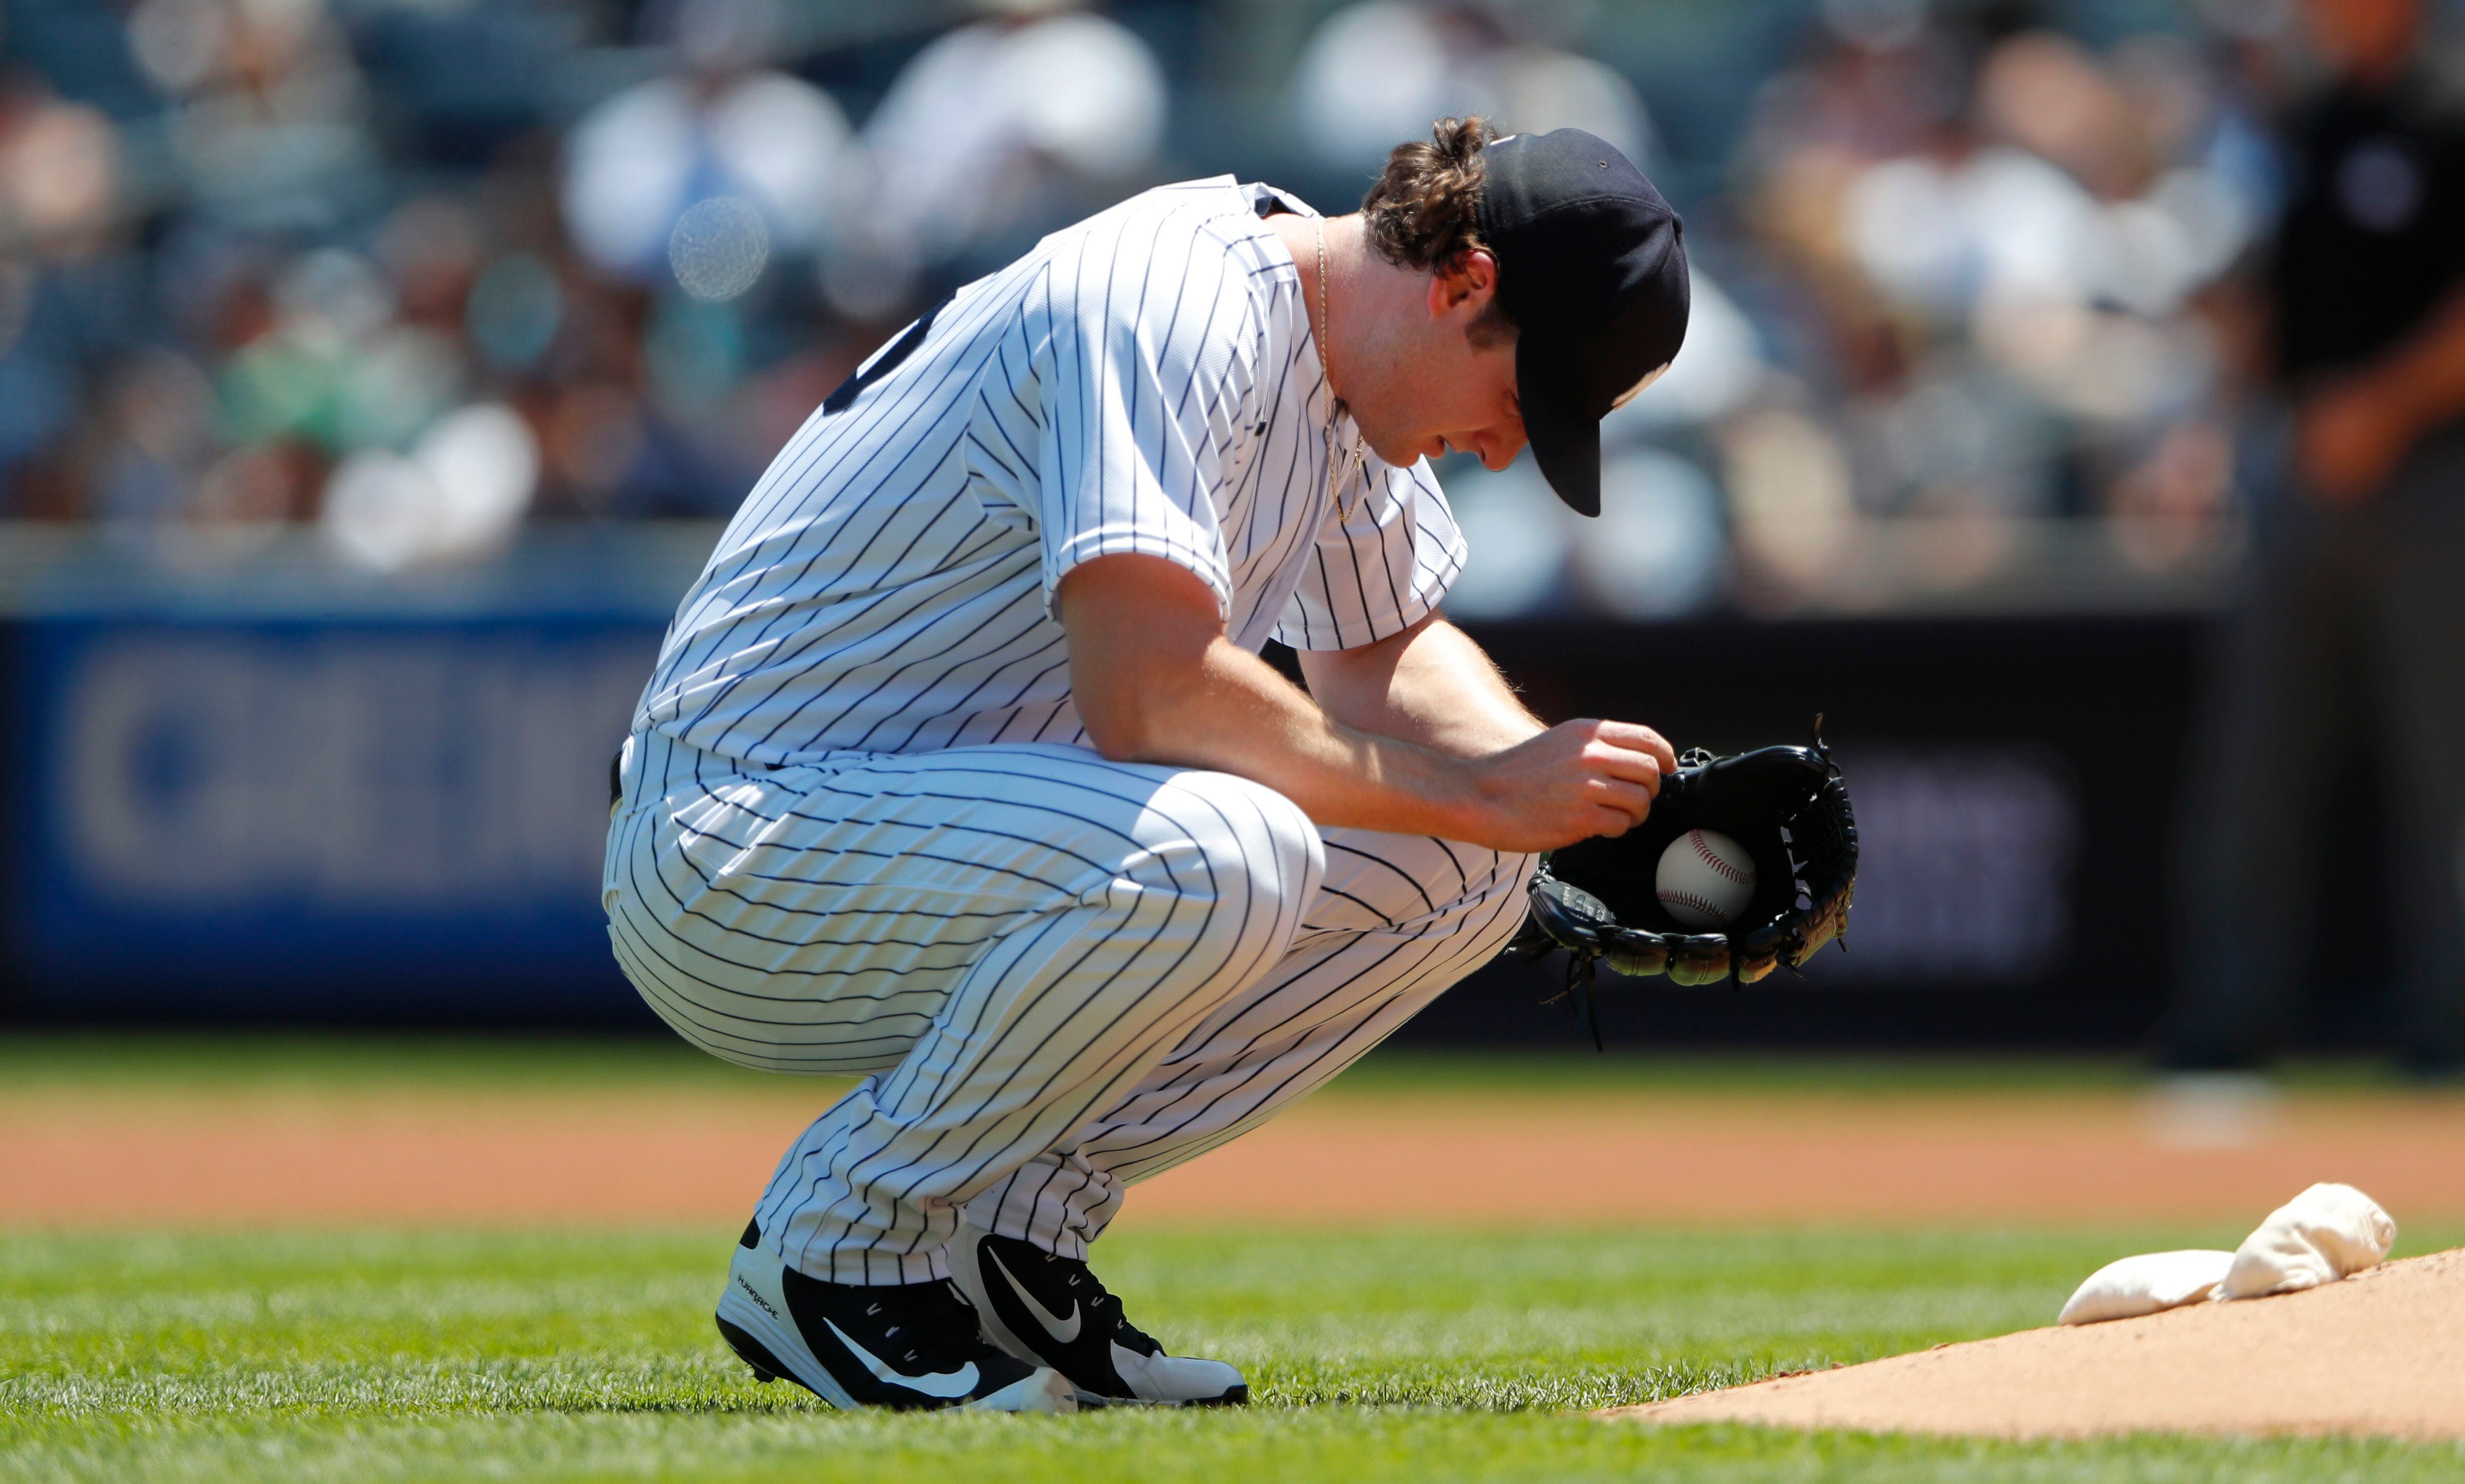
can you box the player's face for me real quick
[1352,250,1528,473]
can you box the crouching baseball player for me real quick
[603,118,1690,1413]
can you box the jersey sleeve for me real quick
[1271,456,1468,651]
[1023,221,1260,620]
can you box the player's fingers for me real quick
[1581,775,1655,826]
[1597,721,1677,777]
[1583,741,1665,795]
[1582,801,1647,838]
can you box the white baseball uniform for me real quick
[605,177,1536,1285]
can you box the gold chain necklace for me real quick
[1314,216,1366,520]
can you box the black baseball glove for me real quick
[1517,726,1859,1044]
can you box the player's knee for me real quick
[1157,770,1323,920]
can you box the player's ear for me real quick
[1427,248,1500,320]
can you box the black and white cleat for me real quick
[715,1220,1076,1413]
[949,1224,1248,1408]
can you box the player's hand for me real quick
[1460,719,1676,853]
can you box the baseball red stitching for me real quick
[1689,830,1752,884]
[1660,889,1726,922]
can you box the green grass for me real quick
[5,1035,2458,1478]
[5,1224,2462,1483]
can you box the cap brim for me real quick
[1517,337,1600,517]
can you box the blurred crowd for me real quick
[0,0,2434,598]
[0,0,1182,568]
[1441,0,2310,618]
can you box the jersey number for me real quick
[821,291,958,418]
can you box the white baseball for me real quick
[1655,828,1756,928]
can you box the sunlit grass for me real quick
[6,1224,2462,1483]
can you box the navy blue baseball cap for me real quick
[1477,129,1689,516]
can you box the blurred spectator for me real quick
[2164,0,2465,1075]
[830,0,1165,317]
[561,0,855,290]
[1290,1,1652,178]
[1709,5,2278,612]
[129,0,384,230]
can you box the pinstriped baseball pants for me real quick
[605,728,1534,1285]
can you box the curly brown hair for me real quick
[1360,117,1514,345]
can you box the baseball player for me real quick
[604,118,1690,1413]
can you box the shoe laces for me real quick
[850,1280,993,1371]
[1033,1248,1160,1357]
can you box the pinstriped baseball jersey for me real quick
[604,177,1537,1296]
[635,177,1467,769]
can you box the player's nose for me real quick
[1477,424,1528,471]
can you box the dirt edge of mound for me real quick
[1604,1247,2465,1441]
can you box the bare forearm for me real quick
[2295,281,2465,499]
[2361,282,2465,436]
[1103,635,1496,837]
[1301,614,1543,758]
[1061,554,1671,852]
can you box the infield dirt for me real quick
[5,1068,2463,1226]
[1610,1246,2465,1439]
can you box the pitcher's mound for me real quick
[1606,1247,2465,1440]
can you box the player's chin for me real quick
[1359,423,1431,468]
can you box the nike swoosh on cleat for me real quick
[823,1319,980,1399]
[987,1248,1082,1344]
